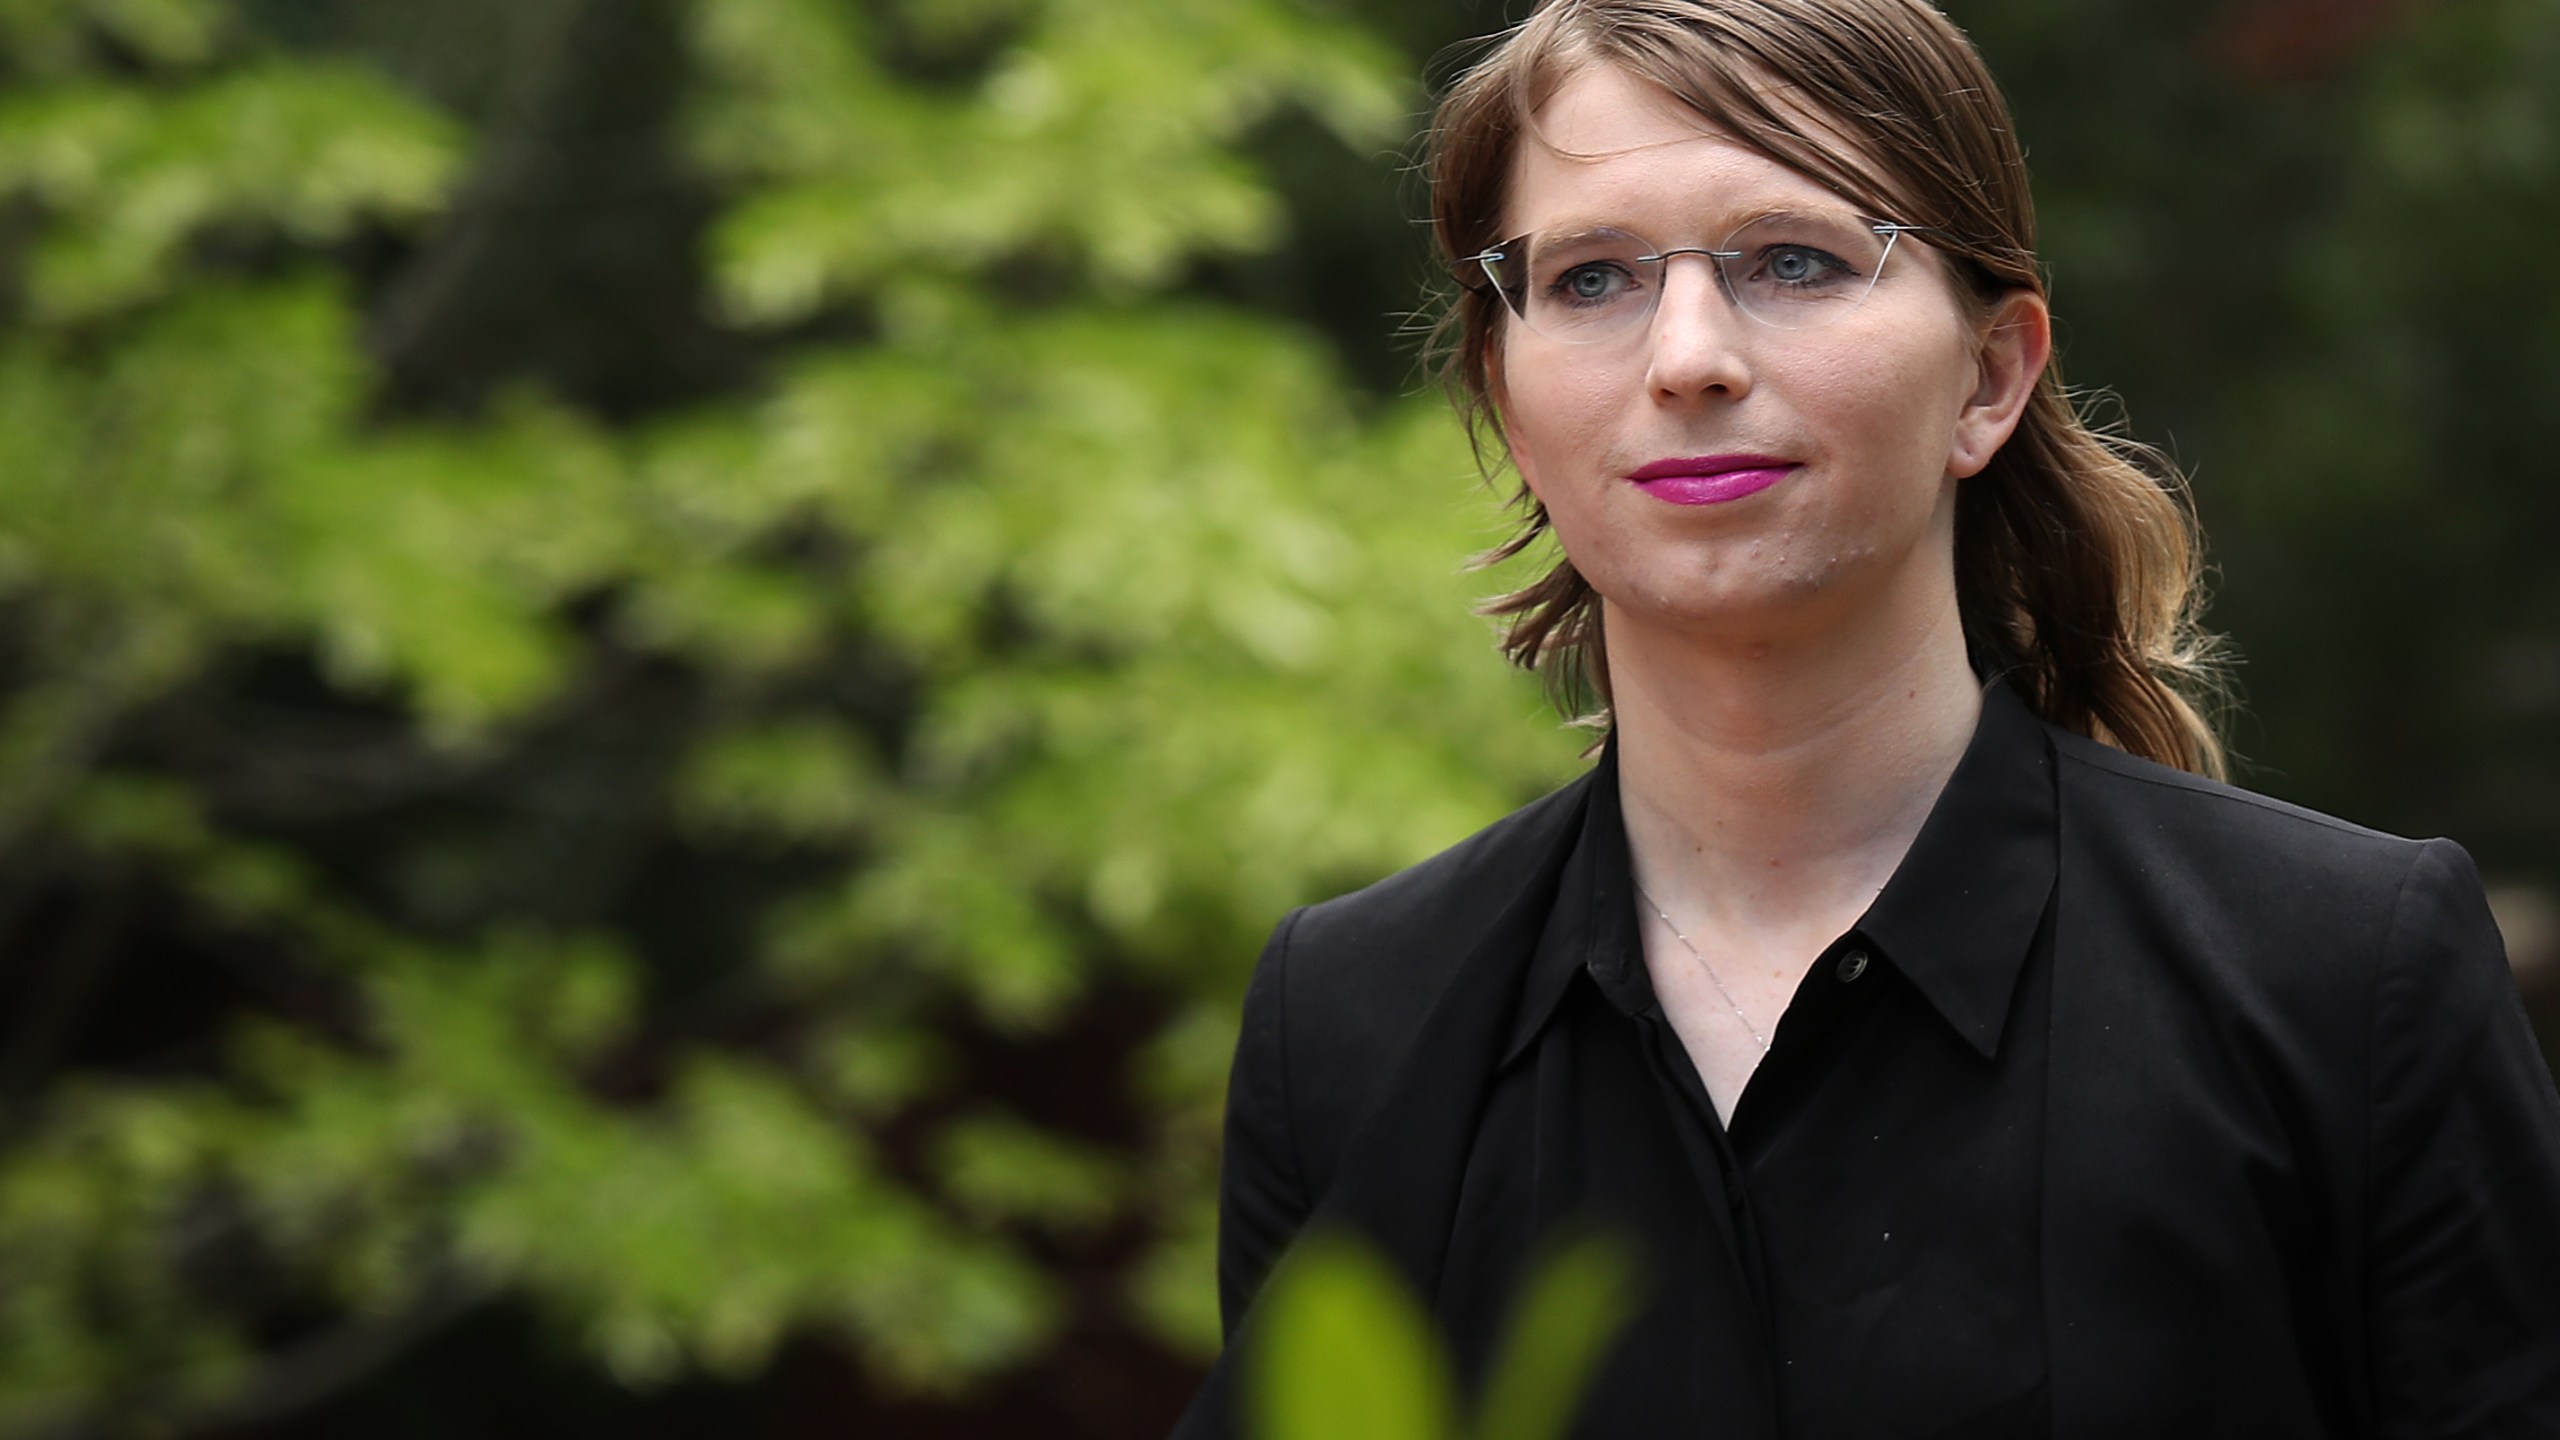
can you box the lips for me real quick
[1626,453,1798,506]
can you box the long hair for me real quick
[1427,0,2229,777]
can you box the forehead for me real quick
[1505,64,1852,234]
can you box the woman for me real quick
[1176,0,2560,1434]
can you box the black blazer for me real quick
[1178,705,2560,1437]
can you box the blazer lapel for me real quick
[1304,776,1595,1298]
[1172,773,1595,1439]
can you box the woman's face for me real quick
[1493,65,2045,649]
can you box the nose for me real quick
[1641,253,1755,403]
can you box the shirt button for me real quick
[1837,948,1870,983]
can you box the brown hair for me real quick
[1428,0,2229,777]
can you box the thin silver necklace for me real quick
[1632,880,1772,1054]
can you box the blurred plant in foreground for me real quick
[1248,1232,1635,1440]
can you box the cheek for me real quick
[1795,335,1973,481]
[1498,355,1562,494]
[1500,355,1616,496]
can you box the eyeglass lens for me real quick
[1482,211,1900,344]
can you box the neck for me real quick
[1607,590,1981,940]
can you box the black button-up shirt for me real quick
[1443,687,2059,1437]
[1182,681,2560,1440]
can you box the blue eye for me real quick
[1759,246,1855,288]
[1552,262,1635,307]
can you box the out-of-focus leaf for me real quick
[1249,1233,1456,1440]
[677,716,882,844]
[929,1111,1121,1232]
[0,63,462,319]
[1469,1233,1641,1440]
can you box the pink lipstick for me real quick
[1627,454,1797,506]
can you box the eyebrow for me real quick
[1522,203,1862,247]
[1523,223,1640,250]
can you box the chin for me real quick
[1607,554,1888,641]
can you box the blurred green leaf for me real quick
[1246,1231,1636,1440]
[1470,1233,1641,1440]
[1250,1234,1457,1440]
[0,62,462,319]
[930,1110,1123,1231]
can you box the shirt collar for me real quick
[1855,679,2058,1058]
[1500,679,2058,1068]
[1500,742,1634,1070]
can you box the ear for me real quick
[1947,289,2052,480]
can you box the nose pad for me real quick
[1643,253,1754,395]
[1649,251,1746,333]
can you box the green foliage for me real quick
[0,0,227,75]
[0,66,459,320]
[1246,1231,1636,1440]
[689,0,1404,318]
[0,0,1573,1429]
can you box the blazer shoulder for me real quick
[2044,726,2494,1029]
[1253,766,1596,1194]
[2050,725,2421,870]
[1287,765,1596,969]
